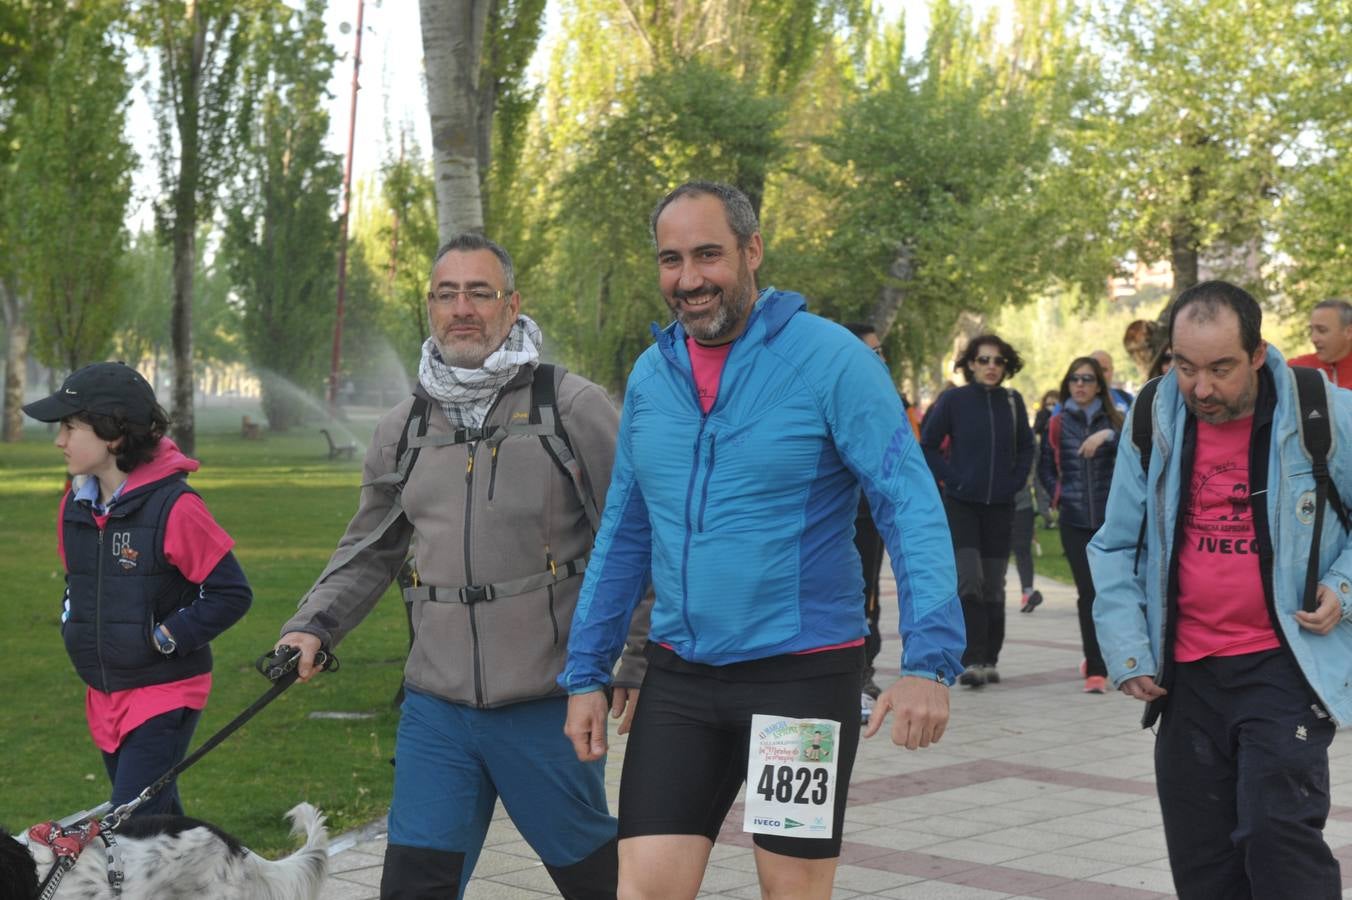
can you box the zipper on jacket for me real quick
[985,392,996,505]
[667,334,740,653]
[96,527,108,692]
[1085,415,1100,530]
[697,435,717,531]
[459,390,510,707]
[463,443,485,707]
[679,424,708,647]
[486,445,500,501]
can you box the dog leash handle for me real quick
[255,643,340,681]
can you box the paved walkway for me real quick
[318,548,1352,898]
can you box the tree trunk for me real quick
[1,278,29,442]
[420,0,490,241]
[1170,225,1200,297]
[168,3,207,457]
[170,174,198,455]
[868,243,914,340]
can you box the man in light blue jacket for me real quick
[559,181,965,900]
[1090,280,1352,899]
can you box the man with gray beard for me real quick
[275,233,646,899]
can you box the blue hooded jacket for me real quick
[1090,346,1352,725]
[560,289,966,691]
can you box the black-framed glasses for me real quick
[975,355,1007,367]
[1067,373,1097,385]
[430,288,508,305]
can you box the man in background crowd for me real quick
[1288,298,1352,387]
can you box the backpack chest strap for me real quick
[405,556,588,605]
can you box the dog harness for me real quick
[28,818,124,899]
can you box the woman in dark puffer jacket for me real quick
[1038,357,1122,694]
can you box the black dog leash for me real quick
[31,645,337,899]
[100,645,338,831]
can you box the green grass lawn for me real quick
[0,413,407,855]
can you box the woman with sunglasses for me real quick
[1037,357,1123,693]
[920,335,1035,688]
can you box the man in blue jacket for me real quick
[1090,280,1352,899]
[560,181,966,899]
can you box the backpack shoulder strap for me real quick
[532,364,602,534]
[1130,377,1162,576]
[1290,366,1349,527]
[1291,366,1349,612]
[1132,376,1162,476]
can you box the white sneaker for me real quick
[860,692,876,724]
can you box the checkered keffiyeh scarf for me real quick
[418,315,542,429]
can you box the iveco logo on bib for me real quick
[752,817,781,828]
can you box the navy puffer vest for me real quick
[62,474,211,692]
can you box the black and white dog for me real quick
[0,803,328,900]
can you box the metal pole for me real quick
[328,0,365,410]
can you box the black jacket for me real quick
[1038,400,1119,531]
[920,382,1035,505]
[63,475,213,692]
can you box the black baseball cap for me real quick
[23,362,159,425]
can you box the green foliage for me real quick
[370,145,440,363]
[483,0,548,231]
[526,60,786,391]
[116,228,246,371]
[221,0,342,431]
[2,2,134,371]
[0,425,404,857]
[775,1,1113,386]
[137,0,258,238]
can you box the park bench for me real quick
[322,428,357,460]
[240,416,262,440]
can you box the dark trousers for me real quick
[1059,523,1105,677]
[101,706,201,817]
[945,497,1013,667]
[1156,649,1339,899]
[855,517,885,686]
[1010,506,1035,593]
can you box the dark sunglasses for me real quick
[1067,373,1097,385]
[975,355,1007,367]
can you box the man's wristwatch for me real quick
[153,626,177,656]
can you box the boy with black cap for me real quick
[24,362,252,817]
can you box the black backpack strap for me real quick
[1131,377,1162,575]
[531,364,602,534]
[1291,366,1343,612]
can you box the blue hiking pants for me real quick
[382,689,616,899]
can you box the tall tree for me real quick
[0,0,63,440]
[1088,0,1306,297]
[222,0,341,430]
[777,0,1111,380]
[419,0,546,240]
[5,1,134,373]
[140,0,256,454]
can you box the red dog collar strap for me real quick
[28,819,102,859]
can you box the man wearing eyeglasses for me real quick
[275,234,645,899]
[920,336,1036,688]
